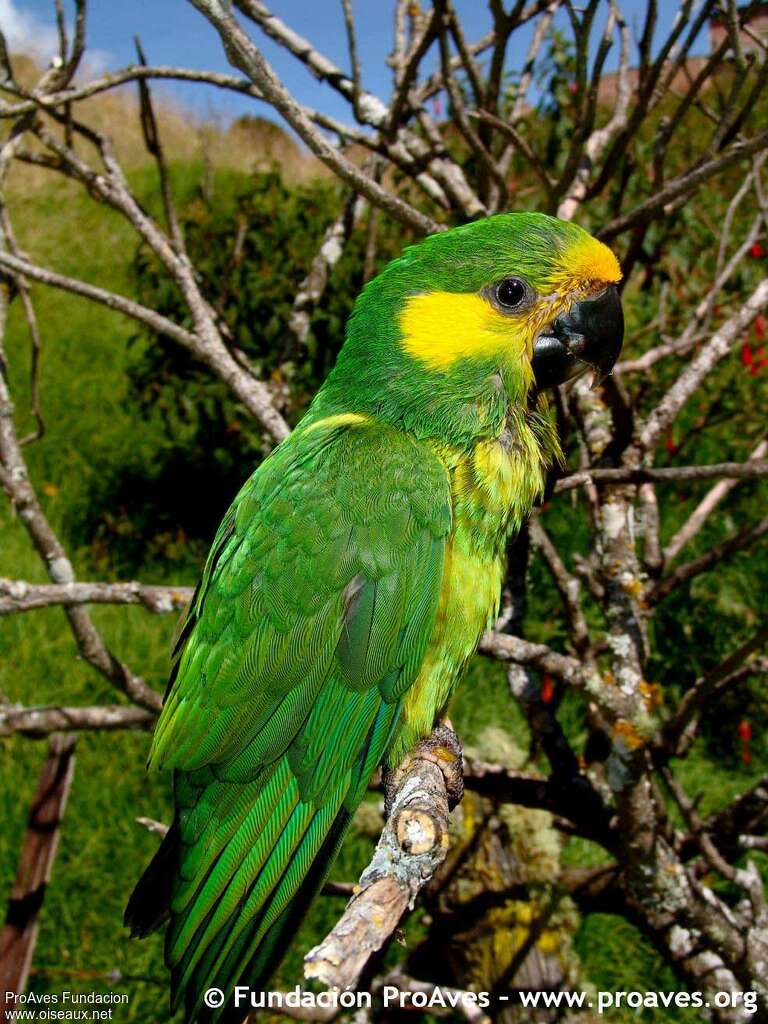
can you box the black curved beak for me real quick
[531,285,624,390]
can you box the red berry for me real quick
[755,315,766,340]
[665,433,677,454]
[751,243,764,259]
[738,719,752,743]
[742,343,754,367]
[541,675,555,704]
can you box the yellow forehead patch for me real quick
[557,235,622,287]
[399,291,526,371]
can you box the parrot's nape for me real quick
[125,212,623,1022]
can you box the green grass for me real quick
[1,171,183,1021]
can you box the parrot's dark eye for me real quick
[495,277,528,311]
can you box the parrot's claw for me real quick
[383,722,465,817]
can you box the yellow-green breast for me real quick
[390,416,546,762]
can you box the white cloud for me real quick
[0,0,60,60]
[0,1,112,72]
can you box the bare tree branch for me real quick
[662,625,768,755]
[638,277,768,452]
[0,272,162,712]
[478,630,585,685]
[652,515,768,602]
[529,518,590,654]
[0,704,154,739]
[288,192,364,350]
[190,0,442,235]
[0,579,193,615]
[663,439,768,564]
[557,0,631,221]
[600,130,768,240]
[617,210,765,374]
[555,458,768,492]
[0,249,290,442]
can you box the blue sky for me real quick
[4,1,709,131]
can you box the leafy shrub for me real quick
[75,170,402,571]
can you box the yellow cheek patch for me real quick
[399,291,527,371]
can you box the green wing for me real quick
[134,419,450,1022]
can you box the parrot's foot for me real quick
[383,720,464,818]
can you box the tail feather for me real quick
[168,768,298,968]
[171,788,306,1005]
[168,760,352,1023]
[127,694,401,1023]
[199,807,353,1024]
[124,824,179,938]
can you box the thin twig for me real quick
[663,439,767,564]
[662,625,768,754]
[194,0,441,235]
[555,458,768,493]
[638,277,768,452]
[651,516,768,603]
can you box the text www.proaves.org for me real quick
[511,988,758,1015]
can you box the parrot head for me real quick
[313,212,623,444]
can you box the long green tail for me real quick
[126,698,401,1023]
[127,762,351,1023]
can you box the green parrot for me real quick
[125,212,623,1021]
